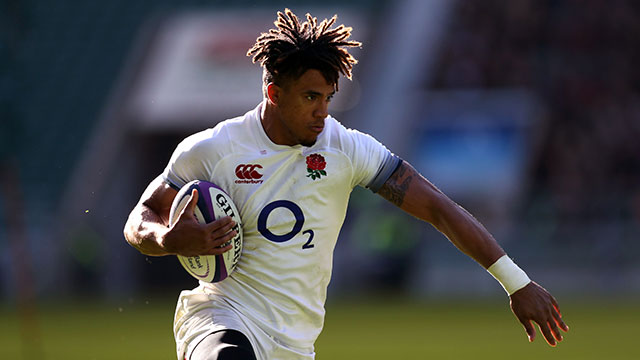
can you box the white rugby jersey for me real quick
[163,103,400,359]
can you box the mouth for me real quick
[310,123,324,133]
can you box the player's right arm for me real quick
[123,175,236,257]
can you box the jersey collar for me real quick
[252,101,328,154]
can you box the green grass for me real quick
[1,298,177,360]
[319,297,640,360]
[1,296,638,359]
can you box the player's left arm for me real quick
[377,160,569,346]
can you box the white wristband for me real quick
[487,255,531,295]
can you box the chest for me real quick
[211,149,352,216]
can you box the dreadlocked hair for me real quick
[247,8,361,90]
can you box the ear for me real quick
[266,83,280,105]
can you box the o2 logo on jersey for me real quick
[258,200,315,249]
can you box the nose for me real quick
[313,101,329,119]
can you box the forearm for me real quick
[123,175,179,256]
[123,203,173,256]
[427,193,505,268]
[378,161,504,268]
[396,168,530,294]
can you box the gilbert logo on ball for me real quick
[168,180,243,283]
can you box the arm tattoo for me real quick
[377,162,412,207]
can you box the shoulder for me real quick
[323,116,380,151]
[177,109,256,153]
[173,126,225,160]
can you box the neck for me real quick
[260,100,292,146]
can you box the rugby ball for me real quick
[168,180,243,283]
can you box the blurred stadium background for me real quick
[1,0,640,359]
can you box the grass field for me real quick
[1,296,638,359]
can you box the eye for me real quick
[326,94,334,102]
[306,94,316,101]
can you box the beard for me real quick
[300,138,317,147]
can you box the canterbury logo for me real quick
[235,164,263,180]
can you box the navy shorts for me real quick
[189,329,257,360]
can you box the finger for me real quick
[209,219,237,239]
[205,215,234,231]
[548,316,564,342]
[202,238,234,255]
[519,318,536,343]
[182,189,199,217]
[211,229,238,248]
[552,307,570,332]
[549,296,569,332]
[538,321,557,347]
[550,295,563,316]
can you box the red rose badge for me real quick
[306,153,327,180]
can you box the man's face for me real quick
[269,69,335,147]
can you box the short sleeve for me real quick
[161,128,220,189]
[340,127,401,192]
